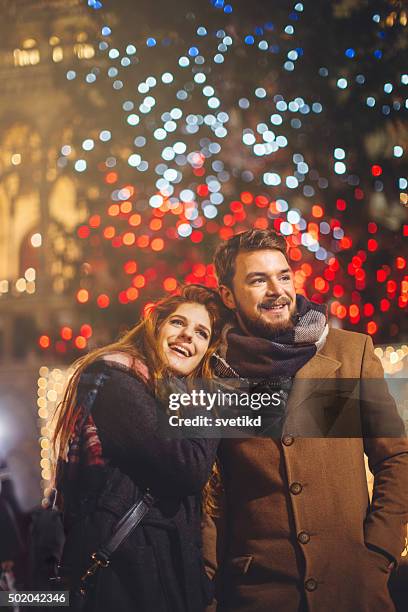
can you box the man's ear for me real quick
[219,285,236,310]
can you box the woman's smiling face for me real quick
[158,302,212,376]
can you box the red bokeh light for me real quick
[197,184,209,197]
[336,305,347,319]
[38,335,50,349]
[77,225,90,239]
[105,172,118,184]
[163,277,178,292]
[255,195,269,208]
[151,238,164,251]
[314,277,328,293]
[124,260,137,275]
[129,214,142,227]
[80,324,93,339]
[363,303,374,317]
[89,215,101,228]
[340,237,352,249]
[133,274,146,289]
[103,226,115,239]
[75,336,87,350]
[126,287,139,301]
[97,294,110,308]
[123,232,136,246]
[60,326,73,341]
[289,248,302,261]
[254,217,268,230]
[219,227,233,240]
[191,231,203,243]
[118,291,129,304]
[108,204,120,216]
[150,219,162,231]
[120,201,132,214]
[193,264,206,277]
[376,269,388,282]
[367,321,378,335]
[230,201,243,213]
[241,191,253,205]
[137,235,149,248]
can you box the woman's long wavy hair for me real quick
[52,284,225,512]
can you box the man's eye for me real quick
[250,278,265,285]
[281,275,291,281]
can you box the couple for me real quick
[54,229,408,612]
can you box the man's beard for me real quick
[235,298,298,339]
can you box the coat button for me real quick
[298,531,310,544]
[305,578,318,592]
[282,435,294,446]
[289,482,303,495]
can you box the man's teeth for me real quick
[261,304,286,310]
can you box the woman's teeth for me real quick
[170,345,190,357]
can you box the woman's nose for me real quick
[178,326,193,341]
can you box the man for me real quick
[203,229,408,612]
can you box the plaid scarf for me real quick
[63,370,109,485]
[219,294,328,379]
[58,360,151,514]
[63,359,151,483]
[213,296,328,437]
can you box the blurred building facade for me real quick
[0,0,101,509]
[0,0,105,365]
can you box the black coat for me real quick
[59,361,218,612]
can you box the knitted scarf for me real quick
[224,295,328,379]
[214,296,328,437]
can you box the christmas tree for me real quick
[35,0,407,359]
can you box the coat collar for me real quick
[287,352,342,413]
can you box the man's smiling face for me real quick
[219,249,297,337]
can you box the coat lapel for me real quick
[286,352,342,414]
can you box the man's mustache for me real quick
[258,298,291,310]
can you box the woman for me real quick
[53,285,225,612]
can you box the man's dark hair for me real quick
[213,229,288,288]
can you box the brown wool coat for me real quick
[203,328,408,612]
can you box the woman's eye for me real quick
[170,318,183,326]
[198,330,209,340]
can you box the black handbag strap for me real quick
[98,492,154,561]
[80,492,154,588]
